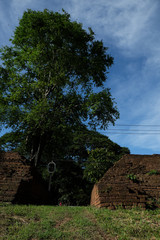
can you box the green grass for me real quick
[0,203,160,240]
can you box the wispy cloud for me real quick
[0,0,160,153]
[0,0,33,45]
[66,0,158,53]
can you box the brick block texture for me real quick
[90,154,160,209]
[0,152,49,204]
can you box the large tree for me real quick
[0,9,119,166]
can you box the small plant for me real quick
[105,186,112,193]
[146,197,157,209]
[147,169,159,175]
[127,174,138,183]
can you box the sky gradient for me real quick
[1,0,160,154]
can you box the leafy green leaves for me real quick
[0,9,119,165]
[87,89,119,129]
[84,148,114,183]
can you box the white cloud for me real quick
[10,0,36,21]
[66,0,158,53]
[104,0,157,49]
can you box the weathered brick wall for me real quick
[90,154,160,209]
[0,152,49,204]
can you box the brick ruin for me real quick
[90,154,160,209]
[0,151,49,204]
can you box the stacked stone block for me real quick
[90,154,160,209]
[0,152,49,204]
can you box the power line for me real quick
[108,129,160,132]
[106,132,160,135]
[115,124,160,127]
[98,124,160,135]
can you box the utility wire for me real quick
[107,129,160,132]
[114,124,160,127]
[98,124,160,135]
[105,132,160,135]
[99,129,160,134]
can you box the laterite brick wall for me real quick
[90,154,160,209]
[0,152,49,204]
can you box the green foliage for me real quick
[105,186,112,193]
[49,161,92,206]
[0,132,25,152]
[127,174,138,183]
[147,169,159,175]
[83,135,130,183]
[146,197,157,209]
[84,148,114,183]
[0,9,119,166]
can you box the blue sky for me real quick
[1,0,160,154]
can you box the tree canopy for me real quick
[0,9,119,166]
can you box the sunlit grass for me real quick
[0,203,160,240]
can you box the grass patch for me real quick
[0,203,160,239]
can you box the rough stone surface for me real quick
[0,151,49,204]
[90,154,160,209]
